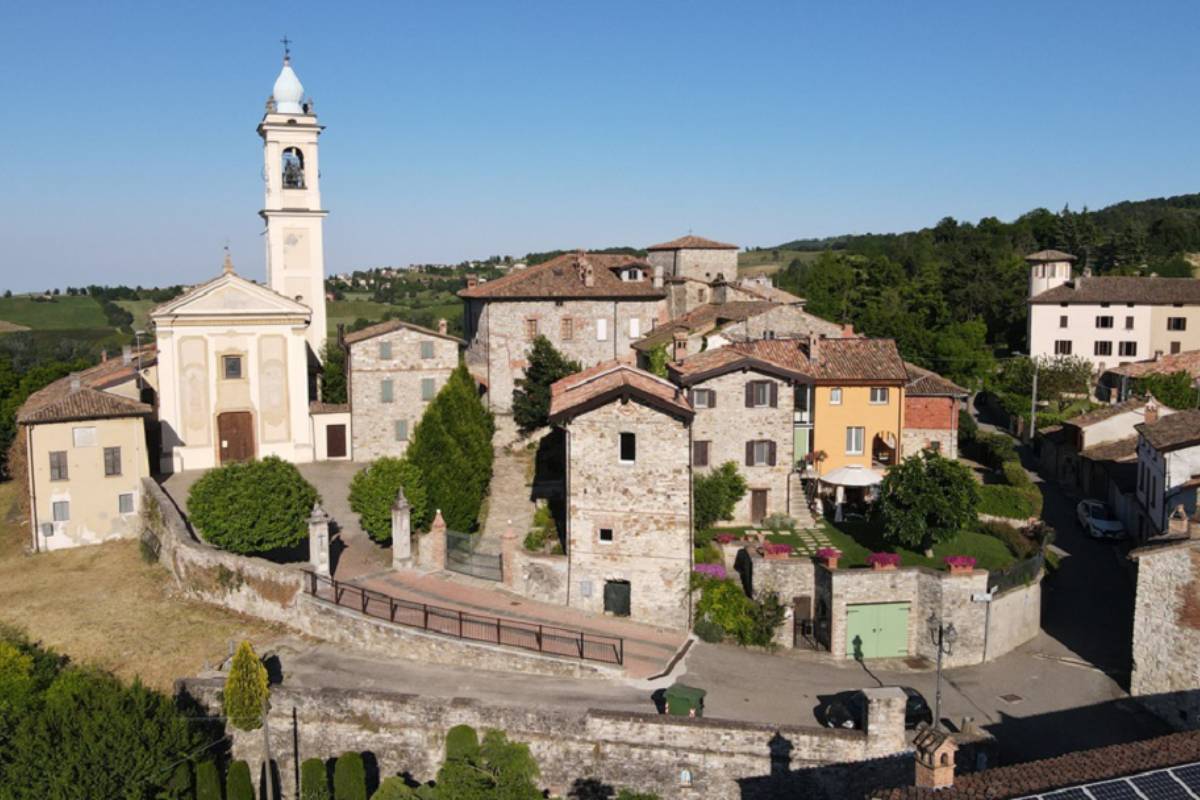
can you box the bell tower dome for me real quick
[258,46,328,359]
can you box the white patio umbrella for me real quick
[820,465,885,521]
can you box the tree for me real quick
[1135,371,1199,409]
[349,457,431,541]
[226,759,255,800]
[645,345,669,378]
[223,640,269,732]
[188,456,320,554]
[879,451,978,552]
[433,726,541,800]
[693,462,748,531]
[371,777,421,799]
[301,757,332,800]
[162,762,193,799]
[196,761,222,800]
[333,752,367,800]
[322,341,348,405]
[512,336,580,433]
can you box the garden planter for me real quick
[944,555,977,575]
[872,562,897,572]
[762,543,794,561]
[867,553,901,572]
[947,563,974,575]
[764,550,790,561]
[816,548,841,570]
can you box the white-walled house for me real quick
[1135,408,1200,537]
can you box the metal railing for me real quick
[302,570,623,666]
[987,552,1045,593]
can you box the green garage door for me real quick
[845,602,910,659]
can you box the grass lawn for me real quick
[326,298,399,336]
[818,518,1016,571]
[0,295,109,330]
[0,481,281,691]
[737,248,822,277]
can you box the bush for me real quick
[163,761,193,799]
[975,432,1017,470]
[334,752,368,800]
[371,777,417,799]
[693,462,748,530]
[196,760,222,800]
[227,760,255,800]
[524,504,559,552]
[1001,460,1032,488]
[977,485,1039,519]
[958,408,978,449]
[694,580,783,647]
[301,757,331,800]
[349,457,431,542]
[513,335,581,433]
[747,591,786,648]
[693,541,722,565]
[224,640,269,732]
[762,513,796,534]
[879,451,978,551]
[978,520,1037,559]
[692,618,724,643]
[188,456,319,554]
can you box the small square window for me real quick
[692,388,715,409]
[103,446,121,477]
[118,493,134,514]
[394,419,408,442]
[1095,316,1113,329]
[420,340,435,359]
[1059,315,1068,328]
[830,388,843,405]
[379,341,393,360]
[1119,341,1138,357]
[421,378,436,401]
[619,432,636,463]
[1171,341,1182,354]
[1168,317,1187,331]
[598,528,614,543]
[1094,341,1112,356]
[52,501,69,522]
[223,355,243,380]
[1125,316,1134,330]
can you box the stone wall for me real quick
[1131,541,1200,728]
[565,398,692,630]
[984,578,1041,661]
[647,247,738,284]
[720,304,842,342]
[180,680,911,800]
[347,325,459,461]
[510,548,569,605]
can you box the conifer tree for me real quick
[196,760,222,800]
[223,641,269,732]
[333,752,367,800]
[512,336,581,433]
[226,759,255,800]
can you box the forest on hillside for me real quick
[771,194,1200,387]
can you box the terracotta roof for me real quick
[1080,435,1138,462]
[1136,408,1200,452]
[631,301,776,351]
[458,251,665,300]
[669,337,908,385]
[1030,276,1200,305]
[645,235,738,251]
[904,362,968,397]
[1025,249,1078,262]
[1106,349,1200,379]
[17,348,156,425]
[549,361,692,423]
[872,730,1200,799]
[1064,398,1148,428]
[342,318,464,346]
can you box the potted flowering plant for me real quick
[763,542,793,560]
[713,533,737,545]
[867,552,901,571]
[944,555,977,575]
[816,547,841,569]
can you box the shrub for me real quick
[444,724,480,761]
[747,591,787,648]
[978,520,1036,559]
[879,451,978,551]
[762,513,796,534]
[693,462,748,530]
[162,761,193,799]
[1001,460,1032,488]
[224,640,269,732]
[138,536,159,564]
[349,457,431,541]
[524,504,559,552]
[617,792,661,800]
[226,760,255,800]
[371,777,417,799]
[958,408,978,448]
[513,336,581,433]
[188,456,319,554]
[196,760,222,800]
[975,432,1017,470]
[301,757,331,800]
[334,752,367,800]
[693,618,725,643]
[523,528,547,552]
[693,541,722,565]
[977,485,1039,519]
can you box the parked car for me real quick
[1076,500,1127,540]
[817,686,933,730]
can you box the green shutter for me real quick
[394,419,408,442]
[381,379,394,403]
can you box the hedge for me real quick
[977,485,1039,519]
[334,752,367,800]
[301,757,331,800]
[349,457,431,542]
[226,760,254,800]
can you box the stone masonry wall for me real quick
[1132,542,1200,728]
[721,304,843,341]
[985,578,1042,661]
[902,427,957,460]
[348,326,459,461]
[511,548,569,605]
[472,298,667,413]
[180,680,910,800]
[903,396,958,459]
[690,368,795,524]
[566,398,692,629]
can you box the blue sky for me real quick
[1,1,1197,291]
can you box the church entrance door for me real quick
[217,412,254,464]
[326,424,347,458]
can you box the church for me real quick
[152,53,346,473]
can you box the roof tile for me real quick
[459,252,665,300]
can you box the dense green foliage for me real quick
[0,626,217,800]
[321,341,348,405]
[1135,371,1199,410]
[512,336,581,433]
[433,726,541,800]
[349,457,431,541]
[693,579,785,648]
[196,761,222,800]
[223,640,269,732]
[188,456,320,554]
[879,451,979,551]
[693,461,748,531]
[967,433,1043,520]
[987,355,1093,426]
[301,757,332,800]
[0,356,89,479]
[334,752,368,800]
[226,760,254,800]
[407,364,495,532]
[645,345,669,378]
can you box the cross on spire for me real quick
[280,35,292,61]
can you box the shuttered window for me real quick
[421,378,436,401]
[745,440,776,466]
[693,440,711,467]
[691,388,716,408]
[379,341,392,359]
[420,340,435,359]
[381,379,394,403]
[744,381,777,408]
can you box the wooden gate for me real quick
[217,411,254,464]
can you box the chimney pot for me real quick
[1144,396,1159,425]
[672,330,688,364]
[437,318,448,336]
[652,264,664,289]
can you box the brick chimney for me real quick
[575,252,595,288]
[1144,396,1159,425]
[808,333,822,363]
[842,323,856,338]
[465,274,479,290]
[913,723,958,790]
[652,263,664,289]
[672,330,688,364]
[437,318,448,336]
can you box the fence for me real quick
[302,570,623,666]
[446,530,503,582]
[987,552,1044,593]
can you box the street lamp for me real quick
[927,613,958,730]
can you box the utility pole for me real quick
[1029,359,1039,441]
[262,698,275,800]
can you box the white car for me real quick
[1076,500,1126,540]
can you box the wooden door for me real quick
[845,602,909,659]
[326,424,347,458]
[217,412,254,464]
[603,580,631,617]
[751,489,768,524]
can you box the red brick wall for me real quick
[905,396,956,430]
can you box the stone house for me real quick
[1135,407,1200,537]
[902,363,967,459]
[548,362,693,631]
[646,235,739,317]
[341,318,464,461]
[1098,348,1200,402]
[460,251,668,413]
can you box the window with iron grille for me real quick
[49,451,68,481]
[525,318,538,340]
[103,446,121,477]
[560,318,574,341]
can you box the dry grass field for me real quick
[0,481,281,691]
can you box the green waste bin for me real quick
[665,683,706,717]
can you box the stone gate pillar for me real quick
[391,487,412,569]
[424,510,447,572]
[308,502,332,578]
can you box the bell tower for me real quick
[258,45,328,359]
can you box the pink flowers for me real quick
[713,533,737,545]
[944,555,977,571]
[693,563,727,580]
[763,543,793,556]
[867,552,901,568]
[816,547,842,560]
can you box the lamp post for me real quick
[927,613,958,730]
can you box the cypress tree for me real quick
[223,641,269,732]
[300,757,331,800]
[226,759,255,800]
[333,752,367,800]
[196,760,222,800]
[512,336,580,433]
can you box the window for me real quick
[379,341,392,360]
[1119,341,1138,357]
[1059,315,1068,328]
[619,432,636,463]
[560,318,574,341]
[629,317,640,339]
[747,440,775,466]
[222,355,243,380]
[380,379,394,403]
[746,381,776,408]
[103,446,121,476]
[691,388,715,408]
[524,319,538,340]
[420,340,434,359]
[421,378,436,401]
[1172,341,1182,355]
[1168,317,1187,331]
[929,440,942,453]
[1095,316,1113,329]
[49,451,68,481]
[596,318,608,341]
[1125,316,1135,330]
[118,493,134,514]
[693,440,711,467]
[845,426,865,455]
[1054,340,1073,355]
[394,419,408,442]
[869,387,889,404]
[52,501,69,522]
[830,388,843,405]
[598,528,614,543]
[72,426,97,447]
[1094,341,1112,356]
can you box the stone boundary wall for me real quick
[179,679,911,800]
[510,548,569,605]
[984,577,1041,661]
[1131,541,1200,729]
[141,479,614,679]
